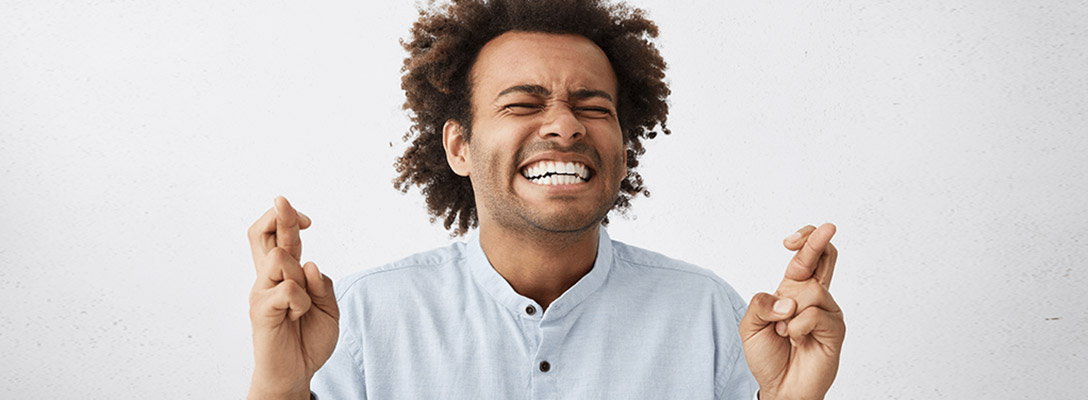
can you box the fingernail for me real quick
[773,299,791,314]
[785,231,801,242]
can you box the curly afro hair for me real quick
[393,0,670,236]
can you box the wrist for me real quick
[755,389,780,400]
[246,388,311,400]
[247,376,312,400]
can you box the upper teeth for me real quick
[522,160,590,184]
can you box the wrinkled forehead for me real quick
[468,31,618,102]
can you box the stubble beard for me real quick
[474,142,623,242]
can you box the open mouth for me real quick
[520,160,592,185]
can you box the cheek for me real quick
[469,141,514,180]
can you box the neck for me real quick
[478,222,600,311]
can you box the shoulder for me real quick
[609,239,748,315]
[332,241,469,302]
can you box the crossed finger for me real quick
[246,196,312,265]
[775,278,841,315]
[253,247,308,290]
[782,223,837,287]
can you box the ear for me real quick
[443,119,471,177]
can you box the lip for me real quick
[517,151,598,178]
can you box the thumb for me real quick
[740,293,795,339]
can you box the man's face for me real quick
[453,31,626,235]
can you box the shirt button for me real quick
[539,361,551,373]
[525,305,536,315]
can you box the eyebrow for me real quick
[496,84,614,103]
[571,88,614,103]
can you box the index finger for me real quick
[783,223,836,282]
[247,207,277,265]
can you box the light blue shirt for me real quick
[312,229,758,399]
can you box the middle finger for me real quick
[783,223,836,282]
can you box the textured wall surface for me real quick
[2,0,1085,398]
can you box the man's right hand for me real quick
[247,196,339,400]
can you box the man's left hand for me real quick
[740,223,845,400]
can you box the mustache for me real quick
[515,141,603,169]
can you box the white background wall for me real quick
[2,0,1085,398]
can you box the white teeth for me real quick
[521,159,592,185]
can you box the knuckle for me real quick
[786,283,822,310]
[803,278,825,292]
[802,237,822,255]
[750,292,773,305]
[790,256,811,272]
[804,279,833,303]
[285,238,302,249]
[272,279,306,300]
[267,247,292,263]
[798,306,822,319]
[775,279,801,297]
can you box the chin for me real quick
[521,207,609,234]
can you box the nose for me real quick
[538,104,585,142]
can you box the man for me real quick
[246,0,844,399]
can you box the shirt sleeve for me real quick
[714,280,760,400]
[716,330,759,400]
[310,323,367,400]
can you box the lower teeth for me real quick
[531,175,584,185]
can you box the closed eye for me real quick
[575,107,614,118]
[503,103,543,115]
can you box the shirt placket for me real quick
[530,305,578,400]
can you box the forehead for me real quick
[470,31,617,100]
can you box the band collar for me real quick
[465,228,614,320]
